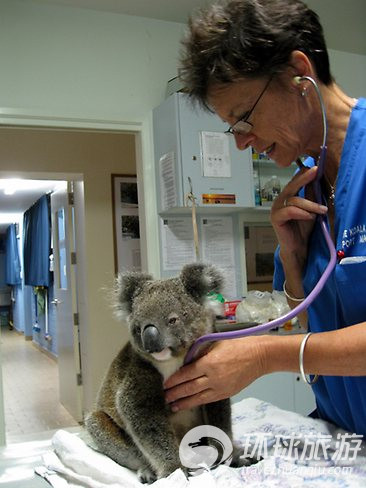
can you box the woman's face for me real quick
[207,75,318,167]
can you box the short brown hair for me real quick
[179,0,332,108]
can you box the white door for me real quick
[51,182,83,421]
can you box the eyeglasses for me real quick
[225,77,273,136]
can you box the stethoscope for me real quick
[184,76,337,364]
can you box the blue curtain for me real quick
[5,224,21,285]
[23,194,52,287]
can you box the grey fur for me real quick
[85,263,246,483]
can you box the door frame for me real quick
[0,113,160,445]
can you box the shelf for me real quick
[157,204,279,217]
[252,158,274,164]
[252,158,298,169]
[252,205,271,211]
[158,205,254,216]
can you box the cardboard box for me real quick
[244,225,278,283]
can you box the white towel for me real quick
[43,429,199,487]
[37,398,366,487]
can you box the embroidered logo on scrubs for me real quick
[341,223,366,249]
[179,425,233,473]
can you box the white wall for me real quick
[0,0,185,122]
[0,2,364,119]
[329,49,366,98]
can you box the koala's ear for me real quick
[180,263,224,302]
[113,271,152,318]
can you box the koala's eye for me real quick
[168,316,178,325]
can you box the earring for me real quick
[301,86,307,97]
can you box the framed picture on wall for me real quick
[111,175,141,274]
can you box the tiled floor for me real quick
[0,324,79,443]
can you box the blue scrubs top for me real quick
[273,98,366,435]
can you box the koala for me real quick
[85,263,246,483]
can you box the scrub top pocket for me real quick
[335,258,366,325]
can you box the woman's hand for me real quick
[271,166,328,267]
[164,336,267,411]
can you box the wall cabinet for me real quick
[153,93,297,216]
[153,92,254,213]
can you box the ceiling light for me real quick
[2,179,21,196]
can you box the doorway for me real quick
[0,176,84,441]
[0,125,140,444]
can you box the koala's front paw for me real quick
[137,466,157,484]
[180,466,190,479]
[230,442,245,467]
[230,442,262,467]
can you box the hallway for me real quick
[0,324,79,443]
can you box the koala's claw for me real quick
[231,443,262,467]
[237,455,262,467]
[230,443,244,467]
[137,467,157,484]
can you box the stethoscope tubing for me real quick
[184,77,337,365]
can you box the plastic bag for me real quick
[235,290,291,325]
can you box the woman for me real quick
[164,0,366,436]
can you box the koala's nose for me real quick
[141,324,163,353]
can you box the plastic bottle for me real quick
[262,175,281,206]
[253,170,261,206]
[270,175,281,198]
